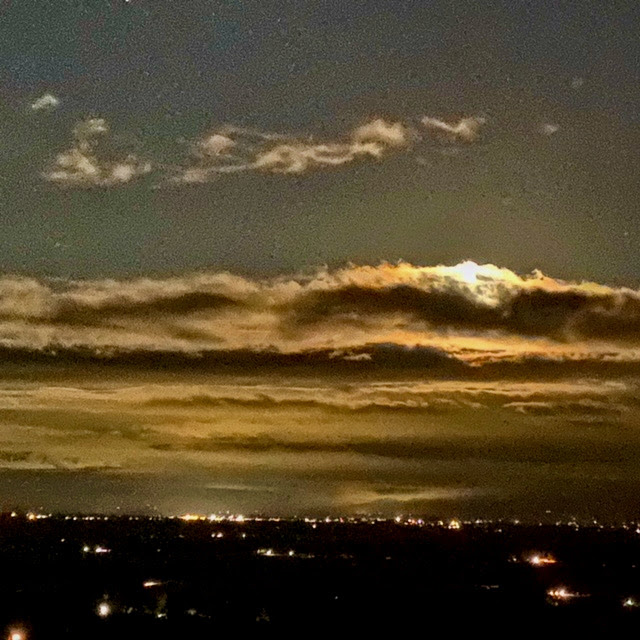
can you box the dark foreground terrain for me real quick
[2,513,640,637]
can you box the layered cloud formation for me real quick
[0,350,638,516]
[0,262,638,516]
[0,261,638,366]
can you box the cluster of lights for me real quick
[26,513,50,521]
[547,587,589,603]
[82,545,111,555]
[547,587,576,601]
[179,514,206,522]
[228,514,245,523]
[255,548,298,558]
[178,513,246,522]
[13,512,640,528]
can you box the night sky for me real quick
[0,0,639,520]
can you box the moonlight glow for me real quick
[0,0,637,521]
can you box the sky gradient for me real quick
[0,0,639,519]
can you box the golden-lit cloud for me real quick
[0,369,637,515]
[0,259,637,513]
[0,262,638,365]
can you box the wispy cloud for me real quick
[31,93,60,111]
[171,118,411,181]
[421,115,486,142]
[41,111,487,186]
[171,114,483,182]
[539,123,560,136]
[252,140,379,174]
[255,119,410,174]
[44,117,152,187]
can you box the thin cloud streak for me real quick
[421,116,486,142]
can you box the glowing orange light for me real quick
[547,586,588,602]
[528,553,557,566]
[180,514,205,522]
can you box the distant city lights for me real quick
[180,514,204,522]
[25,513,49,521]
[82,544,111,555]
[5,511,640,630]
[547,587,589,603]
[8,511,640,532]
